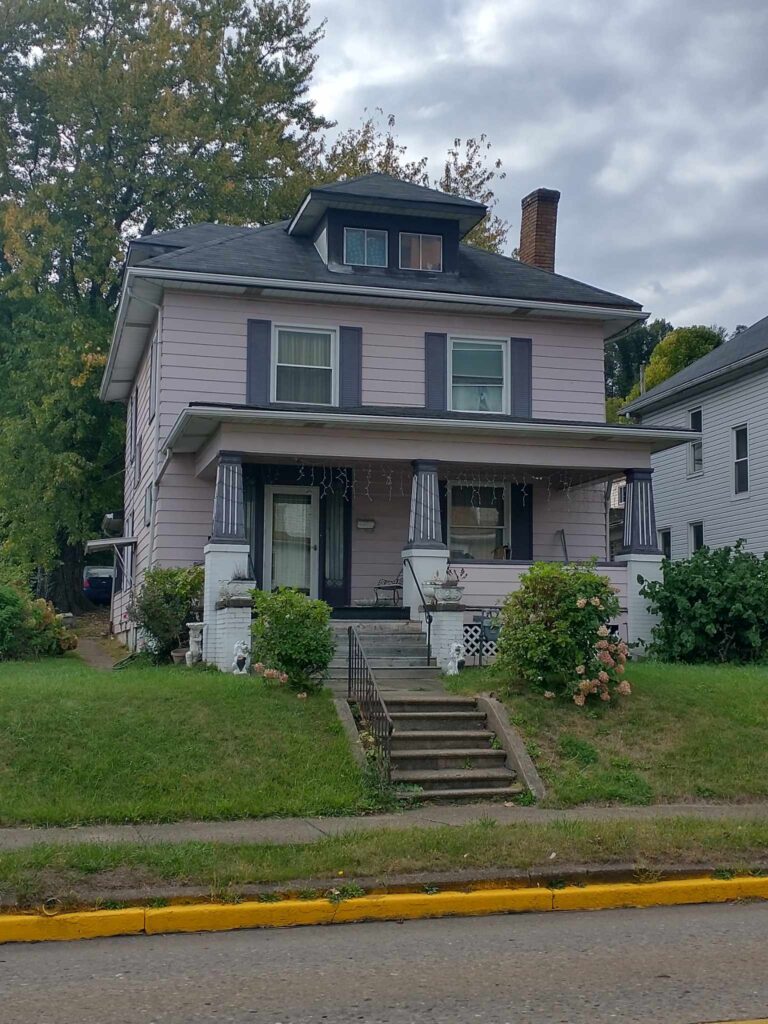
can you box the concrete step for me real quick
[332,641,429,656]
[391,767,517,792]
[372,667,442,681]
[331,621,423,634]
[385,695,478,714]
[330,657,434,670]
[391,748,507,771]
[390,711,487,731]
[396,784,524,802]
[390,729,495,751]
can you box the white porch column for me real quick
[615,467,663,652]
[203,452,252,670]
[401,460,448,620]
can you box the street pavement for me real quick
[1,903,767,1022]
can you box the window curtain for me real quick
[276,330,332,404]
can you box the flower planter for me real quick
[170,647,189,665]
[224,580,256,601]
[434,585,464,604]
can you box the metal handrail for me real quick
[402,556,432,665]
[347,625,394,781]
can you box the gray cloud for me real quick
[309,0,768,331]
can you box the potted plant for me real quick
[224,567,256,602]
[427,566,468,604]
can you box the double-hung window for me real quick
[343,227,387,267]
[688,408,703,474]
[450,337,507,413]
[273,327,336,406]
[734,425,749,495]
[399,232,443,271]
[448,484,508,561]
[689,520,704,553]
[658,528,671,560]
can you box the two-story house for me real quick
[98,174,692,663]
[624,315,768,559]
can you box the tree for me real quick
[605,318,672,399]
[316,111,510,253]
[641,325,724,392]
[0,0,330,608]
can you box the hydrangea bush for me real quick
[251,587,334,691]
[495,561,630,706]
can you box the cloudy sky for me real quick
[308,0,768,332]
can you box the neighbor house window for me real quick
[272,327,336,405]
[343,227,387,267]
[450,338,507,413]
[689,520,704,553]
[144,484,153,528]
[658,528,671,560]
[688,408,703,474]
[734,424,749,494]
[399,232,443,271]
[448,484,508,561]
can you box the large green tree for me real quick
[605,317,673,399]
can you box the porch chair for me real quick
[374,570,403,607]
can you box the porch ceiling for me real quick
[163,404,694,481]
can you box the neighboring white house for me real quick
[624,315,768,560]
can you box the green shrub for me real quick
[251,588,334,691]
[0,585,77,659]
[129,566,204,662]
[496,562,629,705]
[640,541,768,662]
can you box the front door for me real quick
[263,485,320,597]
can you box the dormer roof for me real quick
[287,172,487,238]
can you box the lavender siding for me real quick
[158,290,608,442]
[153,454,214,567]
[350,480,411,604]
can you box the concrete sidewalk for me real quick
[2,801,768,852]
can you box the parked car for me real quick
[82,566,115,605]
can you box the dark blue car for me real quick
[83,567,115,606]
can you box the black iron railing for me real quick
[348,625,394,780]
[402,556,432,665]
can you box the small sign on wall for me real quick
[356,519,376,531]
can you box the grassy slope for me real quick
[0,657,365,825]
[3,817,768,904]
[448,662,768,807]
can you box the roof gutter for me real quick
[164,404,695,454]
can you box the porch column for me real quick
[211,451,247,544]
[615,467,663,653]
[402,460,448,623]
[620,468,660,555]
[408,460,445,548]
[204,451,252,671]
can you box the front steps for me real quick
[387,695,522,802]
[334,619,523,802]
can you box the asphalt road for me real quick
[1,904,768,1023]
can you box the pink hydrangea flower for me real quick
[598,670,609,684]
[617,680,632,696]
[615,663,625,674]
[253,662,265,674]
[596,639,609,650]
[576,598,587,609]
[590,596,602,607]
[598,650,615,667]
[573,693,586,706]
[600,690,611,701]
[544,690,555,699]
[575,664,585,675]
[597,625,610,637]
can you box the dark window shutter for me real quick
[247,319,271,405]
[510,337,532,418]
[508,484,533,559]
[425,332,447,411]
[439,479,448,546]
[339,326,362,407]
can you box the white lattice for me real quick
[462,624,498,665]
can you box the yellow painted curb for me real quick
[2,874,768,944]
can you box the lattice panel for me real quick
[462,624,498,665]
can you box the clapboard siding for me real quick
[153,454,214,567]
[643,365,768,560]
[533,482,607,561]
[457,561,627,616]
[157,290,607,440]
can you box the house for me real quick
[98,173,693,665]
[624,315,768,560]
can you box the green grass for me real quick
[448,662,768,807]
[0,656,366,825]
[2,817,768,905]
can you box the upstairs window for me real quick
[734,424,749,495]
[688,408,703,474]
[450,337,507,413]
[399,232,443,272]
[272,327,336,406]
[343,227,387,268]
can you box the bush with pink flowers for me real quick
[496,561,631,705]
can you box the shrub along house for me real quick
[98,174,693,666]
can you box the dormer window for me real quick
[343,227,387,267]
[399,232,443,272]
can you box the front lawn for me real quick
[0,657,366,825]
[448,662,768,807]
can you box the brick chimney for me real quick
[519,188,560,272]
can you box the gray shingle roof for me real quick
[625,315,768,414]
[136,219,641,310]
[311,172,485,210]
[131,223,252,249]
